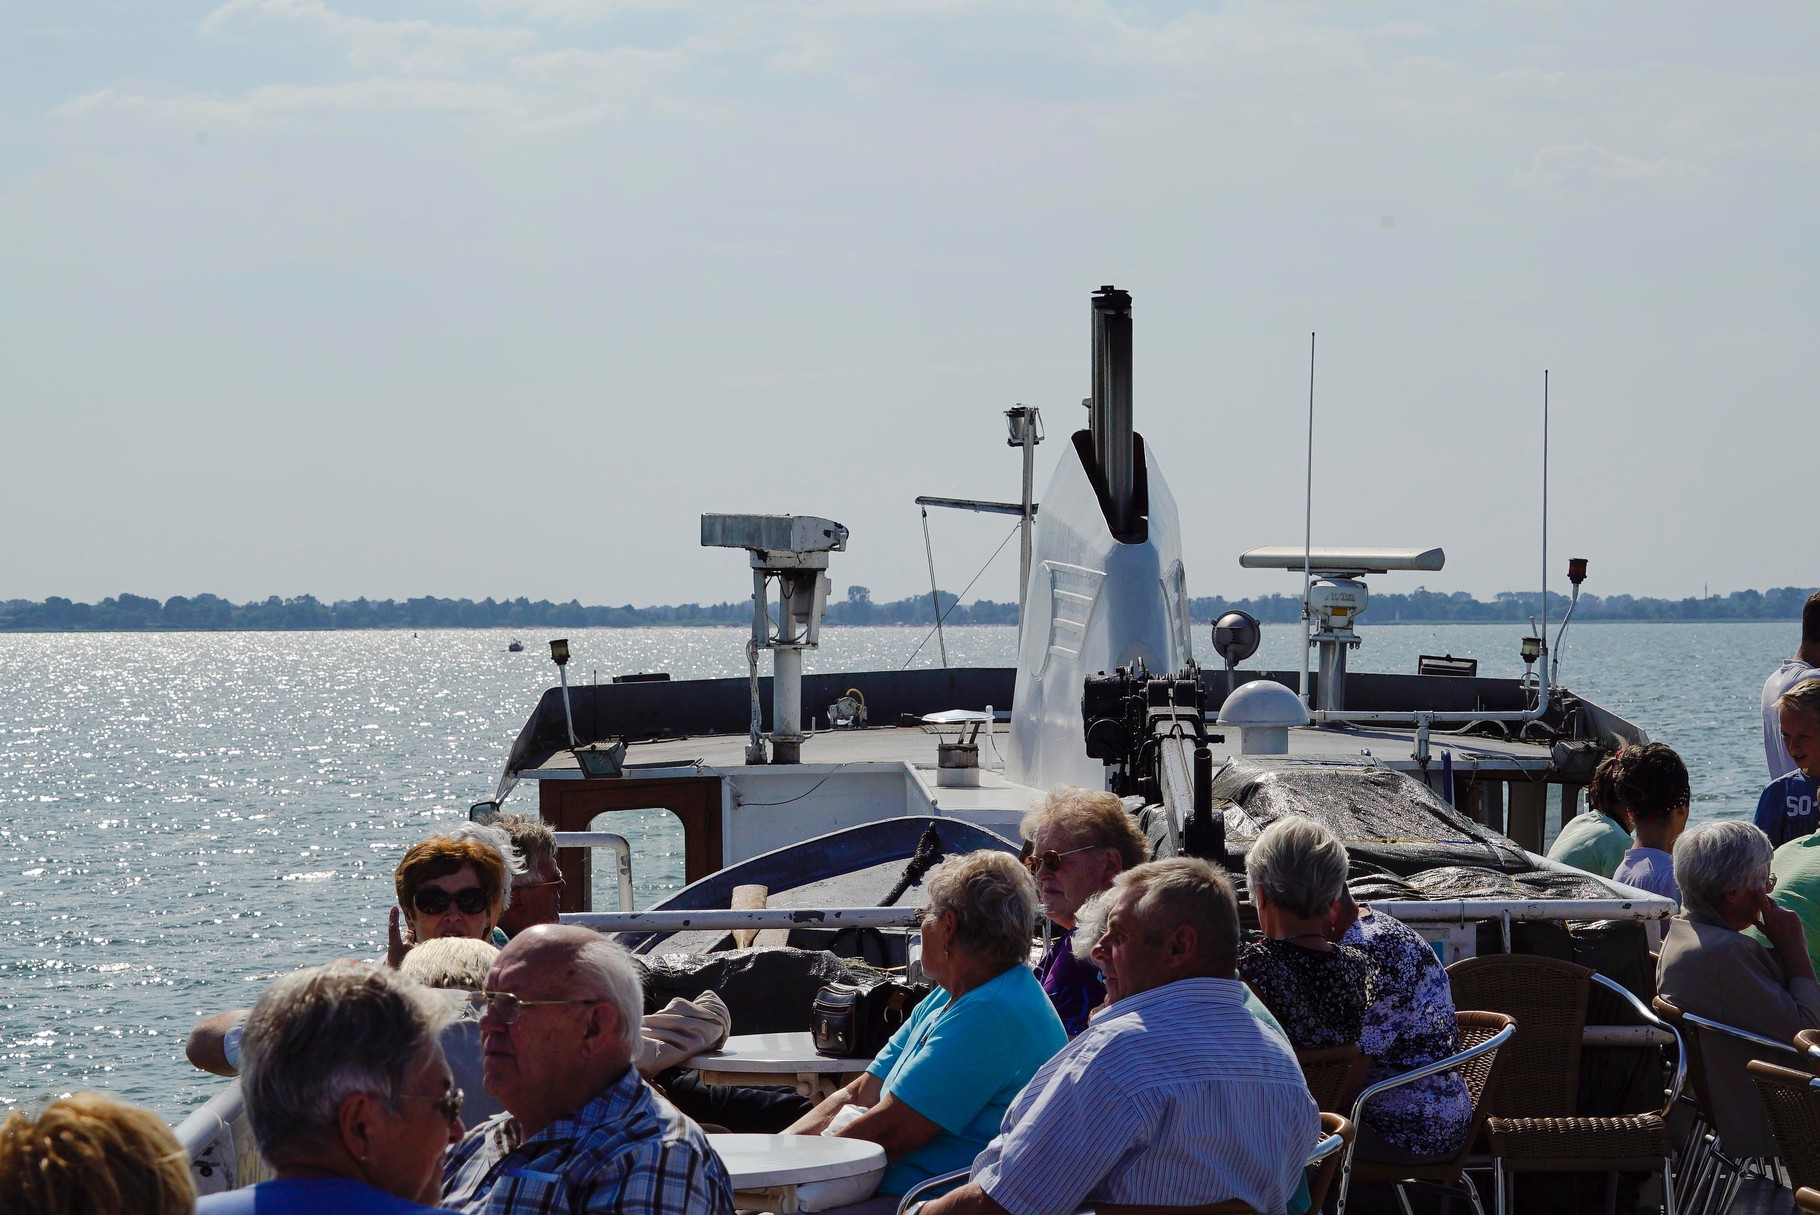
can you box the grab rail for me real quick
[553,830,635,913]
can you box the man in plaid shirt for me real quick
[442,925,735,1215]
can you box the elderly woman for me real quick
[1658,820,1820,1156]
[387,824,518,966]
[0,1093,195,1215]
[1237,816,1372,1050]
[197,962,464,1214]
[787,850,1066,1210]
[1022,787,1150,1035]
[1329,888,1470,1162]
[399,937,506,1127]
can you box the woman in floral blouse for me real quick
[1333,889,1470,1162]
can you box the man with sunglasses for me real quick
[442,924,735,1215]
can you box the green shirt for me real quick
[1546,810,1631,879]
[1771,832,1820,976]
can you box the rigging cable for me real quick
[920,506,949,668]
[900,521,1023,671]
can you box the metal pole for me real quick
[1090,287,1135,535]
[921,506,948,668]
[1300,333,1315,707]
[1020,415,1036,617]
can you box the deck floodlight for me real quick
[574,740,627,779]
[549,638,571,666]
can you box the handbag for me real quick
[810,975,931,1058]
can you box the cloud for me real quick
[201,0,538,75]
[1513,142,1715,196]
[57,78,529,129]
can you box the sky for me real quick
[3,2,1816,610]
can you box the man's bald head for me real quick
[498,925,644,1061]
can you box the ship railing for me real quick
[554,830,635,913]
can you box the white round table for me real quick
[708,1133,887,1213]
[695,1032,875,1101]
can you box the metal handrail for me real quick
[1336,1020,1516,1215]
[552,830,635,913]
[1681,1010,1808,1059]
[1589,971,1687,1116]
[563,906,921,933]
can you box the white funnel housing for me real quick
[1007,288,1193,791]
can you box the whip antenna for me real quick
[1300,333,1316,707]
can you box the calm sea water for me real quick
[0,620,1792,1118]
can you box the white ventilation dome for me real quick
[1216,681,1309,756]
[1217,680,1312,727]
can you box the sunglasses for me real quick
[412,885,490,916]
[399,1087,464,1124]
[468,990,600,1026]
[1024,844,1099,874]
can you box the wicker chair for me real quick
[1448,955,1590,1120]
[1335,1010,1516,1215]
[1297,1045,1369,1114]
[1672,1005,1807,1215]
[1798,1186,1820,1215]
[1480,973,1685,1215]
[1652,995,1721,1215]
[1797,1027,1820,1072]
[1747,1059,1820,1192]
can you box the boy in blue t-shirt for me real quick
[1757,680,1820,847]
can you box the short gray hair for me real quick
[924,850,1039,971]
[240,963,455,1160]
[1245,815,1349,919]
[1675,820,1773,922]
[1116,858,1241,976]
[449,822,525,911]
[494,812,557,876]
[1020,787,1149,871]
[567,936,645,1062]
[400,937,499,990]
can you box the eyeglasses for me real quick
[412,885,490,916]
[468,990,601,1026]
[399,1087,464,1124]
[1024,844,1099,874]
[512,877,564,892]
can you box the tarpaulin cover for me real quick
[1212,758,1534,877]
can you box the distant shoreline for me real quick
[1,585,1812,634]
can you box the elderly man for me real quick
[442,924,735,1215]
[493,813,566,939]
[920,858,1318,1215]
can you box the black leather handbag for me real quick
[810,976,931,1058]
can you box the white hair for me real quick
[400,937,499,991]
[568,936,645,1062]
[1675,820,1772,923]
[449,821,525,911]
[1246,816,1349,919]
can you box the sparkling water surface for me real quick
[0,620,1792,1118]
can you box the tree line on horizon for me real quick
[0,583,1814,633]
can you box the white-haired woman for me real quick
[787,850,1066,1212]
[198,963,463,1213]
[1236,816,1372,1051]
[1658,819,1820,1156]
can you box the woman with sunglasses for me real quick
[1020,789,1150,1037]
[387,827,516,968]
[197,962,466,1214]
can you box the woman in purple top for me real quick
[1021,789,1151,1036]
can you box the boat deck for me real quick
[523,718,1565,783]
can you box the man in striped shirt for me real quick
[441,925,735,1215]
[919,859,1318,1215]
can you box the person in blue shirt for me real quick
[1757,679,1820,848]
[1609,743,1693,901]
[786,850,1067,1207]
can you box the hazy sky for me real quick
[4,2,1815,610]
